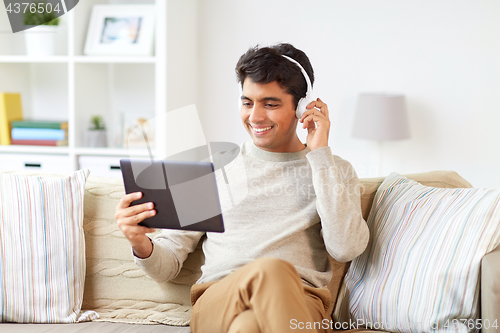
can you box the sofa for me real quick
[0,170,499,333]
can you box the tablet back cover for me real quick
[120,159,224,232]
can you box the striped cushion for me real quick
[0,170,98,323]
[333,172,500,332]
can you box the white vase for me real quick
[85,130,108,148]
[24,25,58,56]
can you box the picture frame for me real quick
[84,5,155,56]
[119,110,156,149]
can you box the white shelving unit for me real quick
[0,0,167,177]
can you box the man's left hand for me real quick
[300,98,330,151]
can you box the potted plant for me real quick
[85,115,108,148]
[24,1,61,56]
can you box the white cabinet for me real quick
[0,0,168,174]
[78,155,123,178]
[0,153,71,174]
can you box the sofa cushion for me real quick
[0,170,97,323]
[358,170,473,221]
[82,176,204,326]
[333,172,500,332]
[327,170,473,314]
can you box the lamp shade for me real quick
[352,93,410,140]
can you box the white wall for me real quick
[167,0,199,111]
[193,0,500,188]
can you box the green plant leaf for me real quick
[23,1,60,26]
[90,115,105,130]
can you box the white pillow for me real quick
[0,170,98,323]
[333,172,500,333]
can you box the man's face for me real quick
[240,78,300,153]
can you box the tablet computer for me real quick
[120,159,224,232]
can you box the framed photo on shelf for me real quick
[84,5,155,56]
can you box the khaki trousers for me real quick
[190,257,333,333]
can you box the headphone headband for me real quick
[281,55,314,118]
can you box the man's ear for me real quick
[293,115,301,127]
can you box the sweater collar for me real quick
[245,140,310,162]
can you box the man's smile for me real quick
[249,124,274,135]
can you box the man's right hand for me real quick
[115,192,157,259]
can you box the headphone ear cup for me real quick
[295,98,306,118]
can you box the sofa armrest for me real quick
[482,244,500,333]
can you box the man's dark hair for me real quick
[235,43,315,108]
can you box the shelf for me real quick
[0,56,69,63]
[0,146,155,158]
[73,56,156,64]
[75,147,155,157]
[0,0,168,173]
[0,145,70,154]
[0,55,157,64]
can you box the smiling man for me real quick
[115,43,369,333]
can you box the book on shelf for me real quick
[0,93,23,145]
[11,119,68,130]
[10,139,68,146]
[11,128,67,141]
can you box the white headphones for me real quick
[239,54,314,119]
[281,55,314,119]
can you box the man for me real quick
[115,43,369,333]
